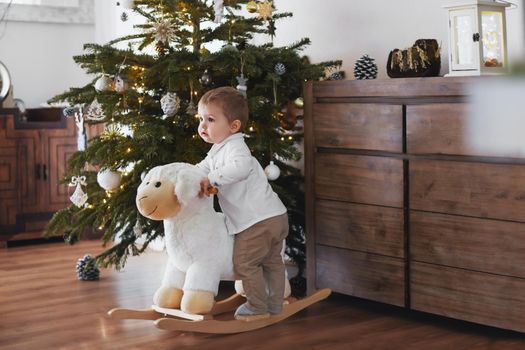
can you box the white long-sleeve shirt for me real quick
[196,133,287,234]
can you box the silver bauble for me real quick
[199,69,213,86]
[160,92,181,117]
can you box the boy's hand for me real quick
[199,177,211,197]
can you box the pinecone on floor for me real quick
[76,254,100,281]
[354,54,378,80]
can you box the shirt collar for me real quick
[207,133,245,157]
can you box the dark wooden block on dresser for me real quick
[304,77,525,333]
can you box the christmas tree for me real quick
[46,0,341,286]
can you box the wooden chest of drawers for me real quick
[304,77,525,332]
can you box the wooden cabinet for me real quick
[0,109,78,244]
[305,77,525,333]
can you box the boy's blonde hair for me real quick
[198,86,249,131]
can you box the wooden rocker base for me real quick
[155,288,331,334]
[108,288,331,334]
[108,292,245,321]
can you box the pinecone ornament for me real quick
[354,54,378,80]
[329,71,345,81]
[76,254,100,281]
[274,62,286,76]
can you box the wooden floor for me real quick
[1,240,524,350]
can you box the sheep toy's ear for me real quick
[175,168,202,206]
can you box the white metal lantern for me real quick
[444,0,510,76]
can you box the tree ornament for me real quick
[101,124,123,140]
[62,105,81,118]
[120,12,128,22]
[114,74,129,94]
[74,113,86,151]
[236,74,248,98]
[213,0,224,23]
[246,1,258,13]
[294,97,304,109]
[236,40,247,51]
[329,71,345,80]
[151,19,176,44]
[274,62,286,75]
[69,175,88,208]
[257,0,273,20]
[354,54,378,80]
[268,19,276,36]
[199,69,213,86]
[199,47,210,55]
[76,254,100,281]
[160,92,181,117]
[281,101,298,130]
[97,169,122,191]
[118,0,134,9]
[221,43,238,52]
[94,74,113,92]
[86,99,105,121]
[264,161,280,180]
[186,100,197,116]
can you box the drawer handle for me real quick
[43,164,48,181]
[35,164,41,180]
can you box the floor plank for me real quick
[1,240,524,350]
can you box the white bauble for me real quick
[264,161,280,181]
[97,169,122,191]
[94,75,113,92]
[120,0,134,9]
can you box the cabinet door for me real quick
[0,116,20,227]
[44,138,77,211]
[17,131,41,215]
[41,119,77,212]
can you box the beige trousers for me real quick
[233,213,289,313]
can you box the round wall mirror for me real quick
[0,61,12,103]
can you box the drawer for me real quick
[407,103,525,158]
[410,159,525,222]
[411,211,525,278]
[407,104,470,156]
[411,262,525,333]
[316,245,405,306]
[313,103,402,152]
[316,200,404,258]
[315,153,403,207]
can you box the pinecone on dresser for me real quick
[354,54,378,80]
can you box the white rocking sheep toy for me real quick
[136,162,289,315]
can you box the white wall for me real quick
[0,20,93,108]
[268,0,524,78]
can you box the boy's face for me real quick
[198,102,240,144]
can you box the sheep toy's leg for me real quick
[153,261,185,308]
[181,263,220,315]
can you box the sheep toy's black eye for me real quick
[146,182,150,185]
[155,182,161,188]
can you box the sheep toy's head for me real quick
[136,163,205,221]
